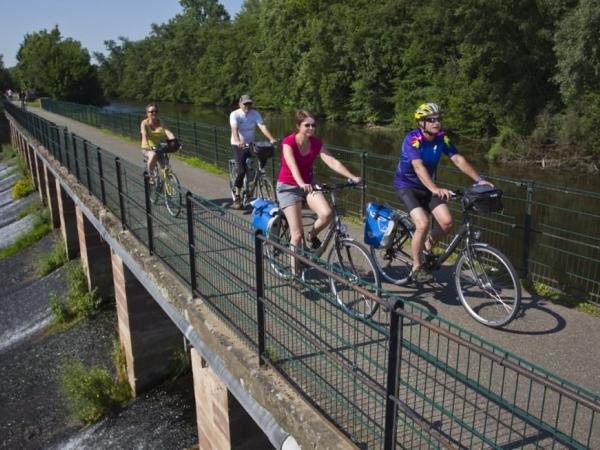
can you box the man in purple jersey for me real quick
[394,103,494,282]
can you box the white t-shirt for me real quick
[229,109,264,145]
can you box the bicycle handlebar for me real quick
[312,179,365,192]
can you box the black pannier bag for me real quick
[252,141,274,159]
[156,138,181,153]
[463,184,503,213]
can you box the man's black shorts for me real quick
[397,188,446,213]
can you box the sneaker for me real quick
[232,196,242,210]
[410,266,434,283]
[306,230,321,250]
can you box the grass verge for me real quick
[0,210,52,259]
[37,238,68,276]
[524,280,600,316]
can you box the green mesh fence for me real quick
[6,99,600,449]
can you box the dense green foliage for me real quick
[0,55,15,92]
[11,176,35,199]
[14,26,105,105]
[12,0,599,167]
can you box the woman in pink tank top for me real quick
[276,110,361,273]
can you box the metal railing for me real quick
[6,100,600,449]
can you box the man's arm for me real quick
[450,154,494,186]
[411,159,451,200]
[258,123,277,144]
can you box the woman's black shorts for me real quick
[397,188,446,213]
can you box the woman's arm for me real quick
[140,120,149,149]
[320,146,361,183]
[164,127,176,140]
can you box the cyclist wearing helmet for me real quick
[394,102,494,282]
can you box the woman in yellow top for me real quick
[140,103,176,174]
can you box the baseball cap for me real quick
[239,94,253,104]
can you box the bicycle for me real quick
[228,141,276,208]
[368,189,521,328]
[145,139,182,217]
[264,181,382,319]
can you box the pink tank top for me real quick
[277,133,322,185]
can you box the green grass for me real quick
[37,238,68,276]
[49,260,102,326]
[1,144,16,162]
[0,211,52,259]
[11,176,35,199]
[525,281,600,316]
[16,198,43,219]
[174,154,228,177]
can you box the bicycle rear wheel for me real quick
[228,159,236,201]
[264,214,292,278]
[257,177,275,202]
[370,226,413,285]
[328,239,381,319]
[164,171,182,217]
[454,243,521,328]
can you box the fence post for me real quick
[186,192,197,292]
[144,171,154,255]
[83,140,91,191]
[72,135,80,181]
[383,300,403,450]
[213,127,219,166]
[255,230,266,366]
[63,128,71,171]
[522,181,535,278]
[115,157,127,229]
[97,147,106,205]
[360,151,367,220]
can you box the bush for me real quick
[11,176,35,199]
[60,361,121,425]
[49,261,102,324]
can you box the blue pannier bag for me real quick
[252,198,279,235]
[364,202,396,248]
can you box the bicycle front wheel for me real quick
[454,243,521,328]
[149,167,160,205]
[264,214,291,278]
[328,239,381,319]
[370,226,413,285]
[164,172,182,217]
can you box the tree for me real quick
[15,26,105,104]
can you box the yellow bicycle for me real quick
[147,140,182,217]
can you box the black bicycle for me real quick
[369,189,521,328]
[265,181,382,319]
[228,141,275,207]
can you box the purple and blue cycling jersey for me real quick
[393,128,458,190]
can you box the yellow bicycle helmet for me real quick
[415,103,443,120]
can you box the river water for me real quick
[106,100,598,192]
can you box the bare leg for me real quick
[429,203,453,250]
[409,207,430,272]
[305,192,332,238]
[282,201,304,275]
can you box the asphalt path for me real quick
[24,105,600,397]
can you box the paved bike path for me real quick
[25,105,600,395]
